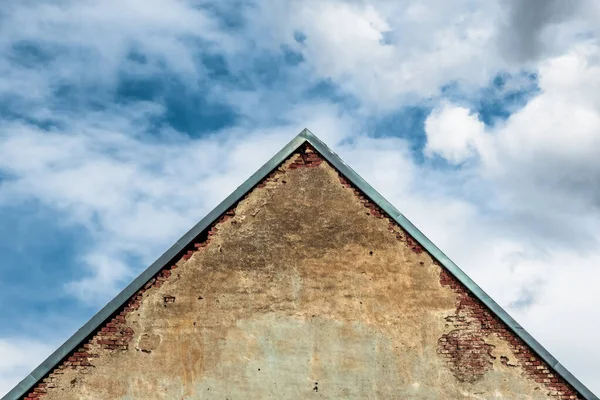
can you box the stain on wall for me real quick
[24,145,583,400]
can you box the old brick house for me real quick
[5,130,597,399]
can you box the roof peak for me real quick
[3,129,597,400]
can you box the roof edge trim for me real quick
[301,128,598,400]
[3,128,597,400]
[2,133,308,400]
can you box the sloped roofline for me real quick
[4,129,597,400]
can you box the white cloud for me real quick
[0,338,56,397]
[424,104,486,164]
[420,40,600,391]
[243,0,505,110]
[0,0,229,112]
[1,0,600,396]
[0,99,357,305]
[424,42,600,217]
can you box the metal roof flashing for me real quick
[3,129,597,400]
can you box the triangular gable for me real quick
[3,129,597,400]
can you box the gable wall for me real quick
[23,145,582,399]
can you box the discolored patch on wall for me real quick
[136,333,161,354]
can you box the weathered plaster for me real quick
[37,151,578,399]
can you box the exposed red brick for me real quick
[438,268,582,399]
[163,295,176,304]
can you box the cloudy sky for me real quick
[1,0,599,396]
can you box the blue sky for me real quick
[1,0,600,395]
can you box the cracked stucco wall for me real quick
[25,147,582,400]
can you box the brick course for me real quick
[438,268,581,399]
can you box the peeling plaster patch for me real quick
[437,318,495,382]
[487,334,519,368]
[137,333,161,354]
[163,295,176,304]
[438,268,581,398]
